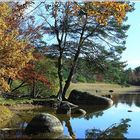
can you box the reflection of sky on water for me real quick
[63,96,140,139]
[3,94,140,139]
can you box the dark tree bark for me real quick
[57,49,63,100]
[62,15,87,100]
[11,81,26,92]
[31,80,36,98]
[62,46,81,100]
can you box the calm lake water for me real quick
[2,93,140,139]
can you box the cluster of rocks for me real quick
[23,90,114,138]
[0,90,114,139]
[33,89,113,116]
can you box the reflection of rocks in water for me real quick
[79,105,112,120]
[1,112,71,139]
[0,128,27,139]
[112,94,140,108]
[6,107,55,129]
[85,118,131,139]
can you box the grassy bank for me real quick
[67,82,140,97]
[0,82,140,106]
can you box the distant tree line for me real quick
[59,56,137,87]
[123,66,140,86]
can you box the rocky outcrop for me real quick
[56,101,78,115]
[68,90,113,106]
[56,101,71,115]
[25,113,63,138]
[62,101,78,109]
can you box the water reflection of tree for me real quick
[113,94,140,108]
[57,114,76,139]
[85,118,131,139]
[65,120,76,139]
[80,105,110,120]
[84,112,104,120]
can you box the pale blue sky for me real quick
[122,2,140,69]
[26,0,140,69]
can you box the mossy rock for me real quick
[25,113,63,139]
[0,106,13,128]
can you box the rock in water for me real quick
[68,90,113,106]
[25,113,63,138]
[56,101,71,115]
[72,108,86,115]
[56,101,78,115]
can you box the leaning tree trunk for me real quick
[62,16,87,100]
[62,46,81,100]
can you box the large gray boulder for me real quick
[25,113,63,138]
[68,90,113,106]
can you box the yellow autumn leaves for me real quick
[0,3,33,91]
[72,2,130,25]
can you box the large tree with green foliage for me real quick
[34,1,133,100]
[15,1,133,100]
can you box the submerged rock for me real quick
[68,90,113,106]
[72,108,86,115]
[25,113,63,138]
[71,108,86,118]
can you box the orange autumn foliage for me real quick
[17,52,50,88]
[17,63,51,87]
[0,3,33,91]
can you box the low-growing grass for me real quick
[67,82,140,97]
[0,82,140,105]
[0,97,51,106]
[0,98,34,105]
